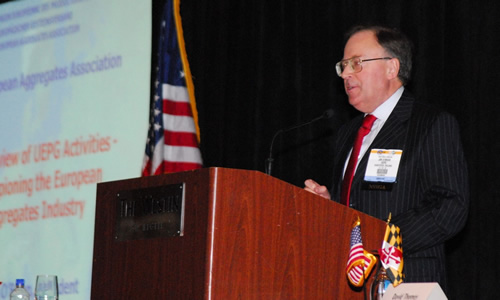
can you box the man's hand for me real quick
[304,179,331,199]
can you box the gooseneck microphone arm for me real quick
[265,109,334,175]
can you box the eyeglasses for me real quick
[335,56,392,77]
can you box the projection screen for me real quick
[0,0,152,298]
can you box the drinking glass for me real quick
[35,275,58,300]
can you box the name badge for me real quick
[364,149,402,183]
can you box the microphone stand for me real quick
[265,109,334,175]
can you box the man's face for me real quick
[341,30,394,113]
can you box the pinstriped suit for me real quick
[331,90,469,290]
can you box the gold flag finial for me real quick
[353,215,361,228]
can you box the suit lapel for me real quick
[331,114,364,197]
[352,92,415,186]
[331,91,416,200]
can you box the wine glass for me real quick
[35,275,58,300]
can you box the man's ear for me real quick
[387,58,400,80]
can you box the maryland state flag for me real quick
[346,217,377,287]
[379,222,404,286]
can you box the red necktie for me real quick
[340,114,377,206]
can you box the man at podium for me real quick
[304,25,469,292]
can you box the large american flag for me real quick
[142,0,202,176]
[346,222,377,287]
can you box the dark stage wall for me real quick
[162,1,499,299]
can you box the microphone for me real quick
[265,108,334,175]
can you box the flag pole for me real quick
[173,0,201,143]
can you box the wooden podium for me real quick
[91,167,386,299]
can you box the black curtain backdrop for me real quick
[155,1,499,299]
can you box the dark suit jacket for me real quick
[331,90,469,290]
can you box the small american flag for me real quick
[142,0,202,176]
[346,219,377,287]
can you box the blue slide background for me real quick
[0,0,151,298]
